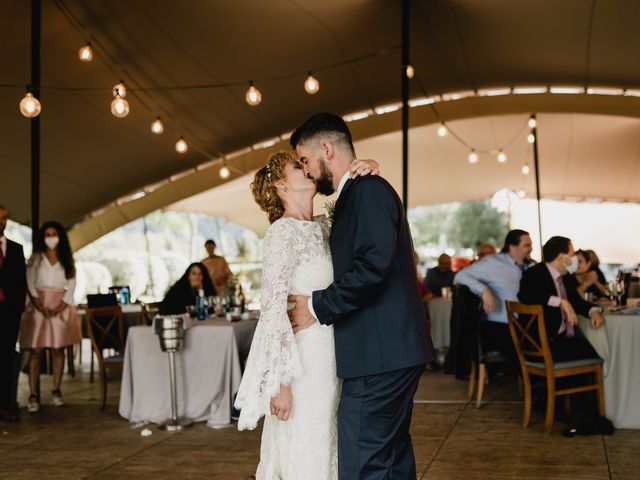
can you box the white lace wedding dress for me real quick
[235,216,340,480]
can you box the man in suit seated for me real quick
[424,253,455,297]
[518,236,604,363]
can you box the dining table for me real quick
[428,297,452,350]
[118,317,258,428]
[579,303,640,429]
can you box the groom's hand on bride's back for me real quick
[287,294,316,333]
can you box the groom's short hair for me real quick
[290,113,355,156]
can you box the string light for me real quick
[219,163,231,179]
[522,164,530,175]
[150,117,164,135]
[112,81,126,98]
[19,92,42,118]
[437,124,447,137]
[78,43,93,62]
[528,117,537,128]
[406,64,415,79]
[517,190,526,198]
[245,82,262,106]
[304,72,320,94]
[497,150,507,163]
[468,150,479,164]
[110,95,130,118]
[527,133,535,143]
[175,137,188,154]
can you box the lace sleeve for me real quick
[235,219,303,430]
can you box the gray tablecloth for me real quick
[428,298,452,350]
[119,320,256,428]
[580,313,640,429]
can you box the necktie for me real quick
[0,243,5,303]
[556,276,574,337]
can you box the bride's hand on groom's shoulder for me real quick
[287,294,316,333]
[350,158,380,179]
[270,384,293,421]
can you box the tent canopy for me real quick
[3,0,640,243]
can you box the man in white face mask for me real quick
[519,236,604,363]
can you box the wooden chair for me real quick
[140,301,161,326]
[505,301,605,434]
[85,306,125,410]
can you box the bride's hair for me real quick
[251,151,298,224]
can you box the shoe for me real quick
[425,360,442,372]
[27,394,40,413]
[0,409,20,423]
[51,390,64,407]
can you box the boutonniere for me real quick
[324,200,336,227]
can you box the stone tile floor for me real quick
[1,360,637,479]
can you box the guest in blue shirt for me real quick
[424,254,455,296]
[454,229,533,363]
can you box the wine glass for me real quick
[614,280,625,306]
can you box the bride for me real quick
[235,151,378,479]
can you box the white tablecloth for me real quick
[119,320,256,428]
[580,313,640,429]
[428,298,452,350]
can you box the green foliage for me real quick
[410,200,508,250]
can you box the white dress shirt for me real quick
[307,171,352,321]
[27,253,76,305]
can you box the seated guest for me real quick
[201,239,233,295]
[424,253,455,297]
[162,263,216,315]
[413,250,433,302]
[454,229,532,364]
[518,236,604,363]
[574,249,609,299]
[475,243,497,261]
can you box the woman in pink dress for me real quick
[20,221,81,413]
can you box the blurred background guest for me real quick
[413,250,433,302]
[201,239,233,295]
[162,262,215,315]
[574,249,609,299]
[476,243,497,261]
[20,221,81,413]
[0,205,27,422]
[424,253,455,297]
[454,229,532,365]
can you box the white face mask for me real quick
[45,236,59,250]
[564,254,579,274]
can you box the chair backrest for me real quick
[87,293,118,309]
[86,306,125,356]
[505,301,554,372]
[141,301,161,326]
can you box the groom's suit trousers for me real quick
[338,364,424,480]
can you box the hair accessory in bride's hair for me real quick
[265,163,272,179]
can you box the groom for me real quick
[288,113,431,479]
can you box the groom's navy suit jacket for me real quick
[312,175,431,379]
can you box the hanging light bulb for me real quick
[437,124,448,137]
[468,150,479,164]
[19,92,41,118]
[527,133,535,144]
[219,163,231,179]
[528,117,537,128]
[522,164,530,175]
[245,82,262,106]
[150,117,164,135]
[406,64,415,79]
[517,190,526,198]
[304,72,320,94]
[175,137,188,154]
[78,43,93,62]
[112,81,127,98]
[497,150,507,163]
[110,95,130,118]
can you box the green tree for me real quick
[446,200,508,248]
